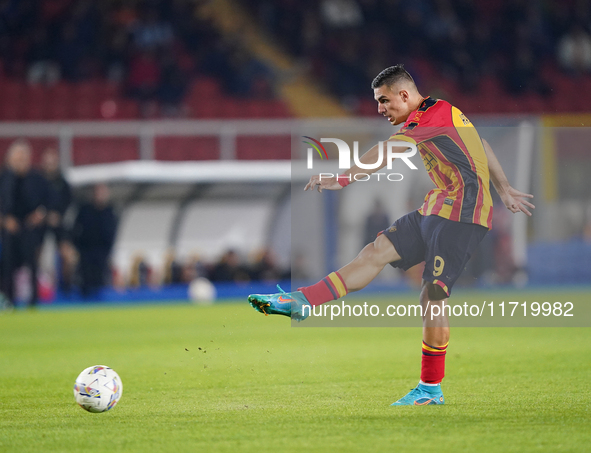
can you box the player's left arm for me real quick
[482,139,535,216]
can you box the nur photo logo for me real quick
[303,136,419,182]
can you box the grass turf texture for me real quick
[1,293,590,452]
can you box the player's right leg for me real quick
[390,215,488,405]
[337,233,401,291]
[248,233,401,320]
[391,281,448,406]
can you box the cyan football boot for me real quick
[248,285,312,321]
[391,383,445,406]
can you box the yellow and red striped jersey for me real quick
[390,97,493,229]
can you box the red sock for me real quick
[420,341,448,384]
[298,272,348,306]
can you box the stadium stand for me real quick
[240,0,591,115]
[0,0,292,120]
[2,0,590,120]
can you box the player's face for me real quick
[374,85,412,125]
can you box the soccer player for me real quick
[247,65,534,405]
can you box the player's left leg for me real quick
[248,233,400,320]
[248,210,428,320]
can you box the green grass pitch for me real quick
[1,292,590,452]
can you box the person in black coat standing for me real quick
[40,147,76,292]
[72,184,118,298]
[41,147,72,243]
[0,140,49,307]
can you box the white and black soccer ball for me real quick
[73,365,123,413]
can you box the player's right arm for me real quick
[482,139,535,216]
[304,140,407,192]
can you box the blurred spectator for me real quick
[127,50,161,97]
[41,147,71,244]
[209,249,250,283]
[162,249,183,285]
[232,49,275,98]
[26,28,60,85]
[126,50,161,115]
[242,0,591,104]
[250,249,286,282]
[0,139,49,307]
[182,253,208,283]
[158,58,188,116]
[72,184,118,297]
[320,0,363,29]
[40,147,76,292]
[70,0,100,52]
[110,0,138,29]
[103,29,129,83]
[57,241,78,294]
[130,6,173,52]
[504,41,550,96]
[364,199,390,246]
[56,23,85,81]
[129,253,151,287]
[0,0,273,118]
[204,39,275,98]
[558,24,591,74]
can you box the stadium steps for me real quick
[197,0,348,118]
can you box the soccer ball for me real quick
[188,277,216,304]
[73,365,123,413]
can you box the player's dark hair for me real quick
[371,64,415,89]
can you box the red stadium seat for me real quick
[190,97,223,118]
[218,98,245,118]
[450,93,473,113]
[480,76,503,96]
[503,98,525,114]
[409,58,437,87]
[236,136,291,160]
[522,94,547,114]
[579,76,591,96]
[72,137,139,165]
[154,136,220,160]
[74,97,100,120]
[97,81,120,100]
[22,85,50,120]
[269,100,292,118]
[47,82,74,120]
[72,81,101,119]
[477,77,505,113]
[246,100,292,118]
[188,77,222,99]
[356,98,378,117]
[548,91,575,113]
[244,100,265,118]
[186,78,227,118]
[0,81,25,120]
[113,99,140,119]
